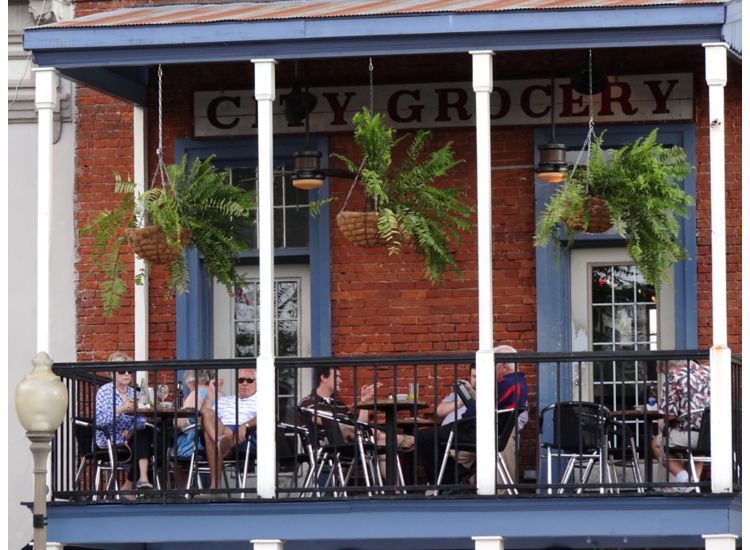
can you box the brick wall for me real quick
[73,46,741,450]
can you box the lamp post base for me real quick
[28,431,54,550]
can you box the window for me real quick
[229,166,312,249]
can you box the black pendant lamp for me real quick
[537,59,569,184]
[286,65,324,191]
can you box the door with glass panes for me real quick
[212,165,313,424]
[570,248,675,456]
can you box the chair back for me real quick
[543,402,609,453]
[320,416,348,447]
[694,408,711,455]
[73,418,96,457]
[497,409,519,452]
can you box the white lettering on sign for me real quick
[193,74,693,137]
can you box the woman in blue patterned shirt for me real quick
[94,351,154,490]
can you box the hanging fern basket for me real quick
[562,195,613,233]
[336,210,384,248]
[126,225,192,264]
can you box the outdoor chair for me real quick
[298,406,385,497]
[540,401,613,494]
[435,409,519,494]
[73,417,131,500]
[667,407,710,492]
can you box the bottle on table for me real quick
[646,383,658,411]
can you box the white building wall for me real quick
[8,1,76,547]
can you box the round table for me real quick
[358,399,429,486]
[611,409,665,485]
[135,407,197,488]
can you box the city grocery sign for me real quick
[194,74,692,137]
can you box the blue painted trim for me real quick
[25,6,726,50]
[534,123,698,394]
[174,136,332,360]
[60,66,148,105]
[25,7,725,95]
[46,494,741,549]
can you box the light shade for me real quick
[291,150,324,190]
[16,352,68,433]
[536,143,569,184]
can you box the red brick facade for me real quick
[74,49,742,364]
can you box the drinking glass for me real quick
[157,384,169,406]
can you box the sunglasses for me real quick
[117,370,134,376]
[238,377,256,384]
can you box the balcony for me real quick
[45,350,741,548]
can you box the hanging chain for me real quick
[368,57,374,114]
[151,64,170,191]
[339,58,375,215]
[569,49,597,193]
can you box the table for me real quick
[136,407,196,488]
[611,409,664,485]
[397,416,437,434]
[357,399,428,486]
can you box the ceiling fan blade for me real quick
[320,168,357,179]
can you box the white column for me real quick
[473,536,505,550]
[133,106,149,364]
[253,58,278,499]
[34,68,59,354]
[471,50,496,495]
[252,539,284,550]
[703,42,732,493]
[703,534,738,550]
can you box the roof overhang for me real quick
[23,1,733,104]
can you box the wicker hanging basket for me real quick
[336,211,385,248]
[126,225,192,264]
[563,195,613,234]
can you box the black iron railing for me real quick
[50,350,740,503]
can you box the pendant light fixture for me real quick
[536,54,569,184]
[286,62,324,190]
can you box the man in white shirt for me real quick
[200,367,257,489]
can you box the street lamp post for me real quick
[15,352,69,550]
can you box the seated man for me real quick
[416,344,527,486]
[299,366,415,447]
[199,367,258,489]
[651,359,710,491]
[436,366,475,427]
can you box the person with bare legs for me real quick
[200,368,257,489]
[651,360,710,492]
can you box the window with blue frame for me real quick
[175,137,332,362]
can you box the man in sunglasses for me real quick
[199,368,257,489]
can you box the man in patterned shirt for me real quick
[651,360,710,491]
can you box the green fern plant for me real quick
[81,155,254,316]
[333,107,472,284]
[534,129,693,288]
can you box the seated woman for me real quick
[174,369,214,459]
[94,351,153,491]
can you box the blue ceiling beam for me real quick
[23,5,727,103]
[26,6,726,61]
[60,66,148,105]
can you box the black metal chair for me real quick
[668,408,710,492]
[298,406,384,496]
[540,401,613,494]
[435,409,519,493]
[73,417,131,500]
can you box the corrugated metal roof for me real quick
[44,0,729,28]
